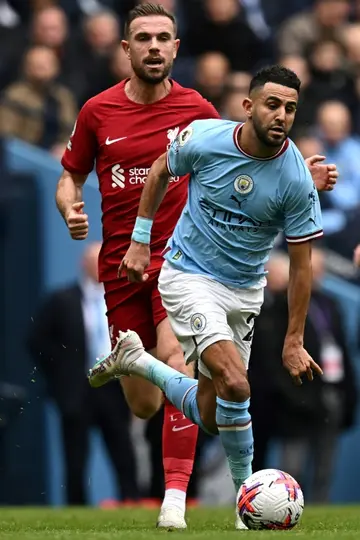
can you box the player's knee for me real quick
[213,363,250,402]
[128,394,163,420]
[131,400,160,420]
[158,343,185,371]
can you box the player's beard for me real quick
[133,60,173,85]
[252,113,288,149]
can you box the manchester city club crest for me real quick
[234,174,254,195]
[190,313,206,333]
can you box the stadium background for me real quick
[1,0,360,506]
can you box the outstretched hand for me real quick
[283,339,323,386]
[305,154,338,192]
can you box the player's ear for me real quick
[242,97,253,119]
[173,39,180,59]
[121,40,130,59]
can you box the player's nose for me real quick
[149,38,161,52]
[275,107,286,122]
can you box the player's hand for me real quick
[119,241,150,282]
[65,202,89,240]
[282,338,323,386]
[353,244,360,267]
[305,155,338,192]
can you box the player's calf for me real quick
[201,340,254,494]
[155,318,198,518]
[120,376,163,419]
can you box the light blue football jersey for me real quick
[165,119,323,288]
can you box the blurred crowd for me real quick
[1,0,360,264]
[1,0,360,506]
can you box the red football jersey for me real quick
[61,79,219,282]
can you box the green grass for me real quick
[0,506,360,539]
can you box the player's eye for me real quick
[136,34,150,41]
[158,34,171,41]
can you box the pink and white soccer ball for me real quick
[237,468,304,530]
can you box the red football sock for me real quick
[162,397,198,494]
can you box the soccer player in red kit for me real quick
[56,3,219,529]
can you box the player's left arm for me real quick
[282,167,324,385]
[305,154,338,192]
[120,124,198,282]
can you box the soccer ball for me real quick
[236,468,304,530]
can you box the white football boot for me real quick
[157,507,187,530]
[88,330,144,388]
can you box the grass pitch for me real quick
[0,506,359,539]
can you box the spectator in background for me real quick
[250,248,357,503]
[221,71,251,122]
[108,43,133,86]
[0,6,84,95]
[31,5,80,89]
[0,5,69,91]
[306,39,356,112]
[315,101,360,254]
[186,0,264,72]
[295,131,325,160]
[0,45,77,159]
[279,55,317,136]
[28,242,140,506]
[278,247,357,503]
[281,38,357,137]
[277,0,351,58]
[341,23,360,73]
[73,10,121,105]
[194,52,230,111]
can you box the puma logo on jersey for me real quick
[230,195,248,209]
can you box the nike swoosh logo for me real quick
[172,424,195,432]
[105,136,127,145]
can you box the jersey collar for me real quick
[233,123,289,161]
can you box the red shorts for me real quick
[104,271,167,351]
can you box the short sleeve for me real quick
[166,123,200,177]
[61,100,97,175]
[284,167,323,244]
[196,98,220,120]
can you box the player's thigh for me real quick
[158,261,235,378]
[152,285,192,376]
[104,280,157,351]
[105,285,162,419]
[230,288,264,372]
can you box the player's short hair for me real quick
[125,3,177,38]
[249,65,301,95]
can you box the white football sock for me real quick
[161,488,186,514]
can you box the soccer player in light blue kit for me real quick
[89,66,325,527]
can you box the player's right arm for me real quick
[56,170,89,240]
[121,124,199,282]
[56,101,97,240]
